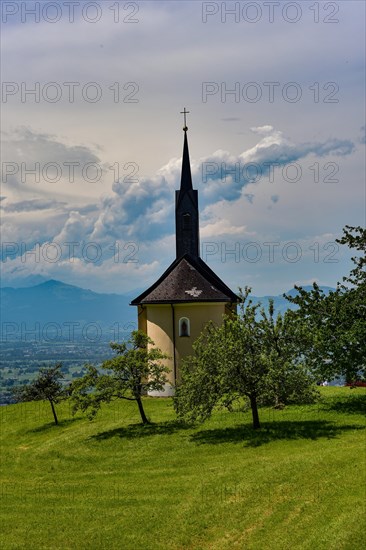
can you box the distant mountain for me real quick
[250,286,335,316]
[0,280,335,338]
[0,274,50,288]
[0,280,137,337]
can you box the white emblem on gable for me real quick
[185,287,202,297]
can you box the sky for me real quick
[1,0,365,296]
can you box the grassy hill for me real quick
[1,387,365,549]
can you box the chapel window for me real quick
[179,317,190,337]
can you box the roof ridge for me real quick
[130,254,239,305]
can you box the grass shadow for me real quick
[90,420,191,441]
[190,420,365,448]
[324,394,366,416]
[29,417,83,433]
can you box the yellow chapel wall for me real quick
[140,305,175,386]
[139,302,236,388]
[173,303,231,383]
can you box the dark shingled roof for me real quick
[131,254,240,305]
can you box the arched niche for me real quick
[179,317,190,337]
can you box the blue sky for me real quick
[1,0,365,295]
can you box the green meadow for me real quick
[1,387,365,549]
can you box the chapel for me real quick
[131,112,239,395]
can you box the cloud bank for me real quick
[0,124,357,292]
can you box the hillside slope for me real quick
[1,388,365,549]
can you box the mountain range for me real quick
[0,279,335,338]
[0,280,137,337]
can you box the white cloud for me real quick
[1,122,360,296]
[200,219,246,238]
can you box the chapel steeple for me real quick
[131,115,239,395]
[175,110,200,258]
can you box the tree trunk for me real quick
[136,396,149,424]
[249,393,260,429]
[49,400,58,425]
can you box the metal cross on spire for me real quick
[180,108,190,131]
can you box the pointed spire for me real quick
[175,109,200,259]
[180,129,193,193]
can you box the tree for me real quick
[285,225,366,382]
[12,363,66,425]
[259,300,319,408]
[174,288,317,430]
[70,330,170,425]
[337,225,366,287]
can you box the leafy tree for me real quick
[337,225,366,286]
[174,288,317,430]
[70,330,170,425]
[259,301,319,408]
[285,225,366,382]
[12,363,66,425]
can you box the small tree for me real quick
[70,330,170,425]
[174,288,317,430]
[13,363,66,425]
